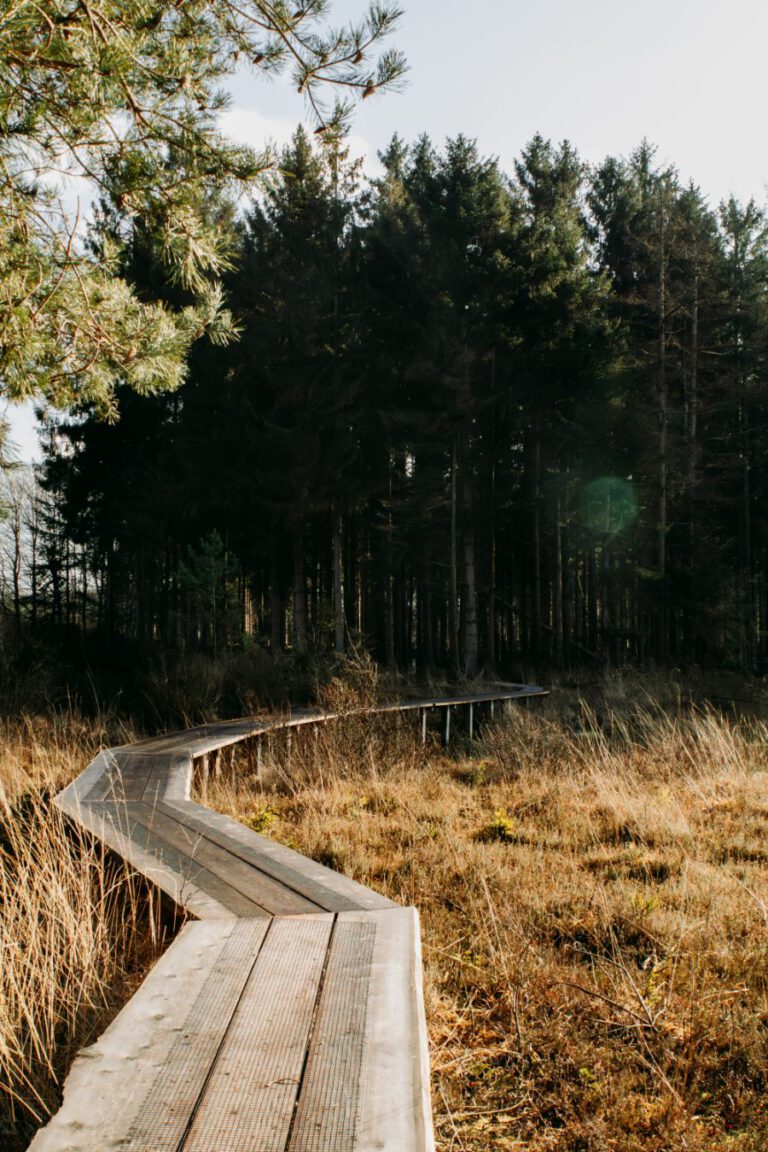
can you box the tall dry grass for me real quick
[0,714,167,1151]
[207,695,768,1151]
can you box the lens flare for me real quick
[581,477,638,535]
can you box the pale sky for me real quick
[10,0,768,462]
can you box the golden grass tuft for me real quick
[0,714,168,1150]
[207,698,768,1151]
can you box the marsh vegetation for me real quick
[0,715,169,1151]
[204,688,768,1151]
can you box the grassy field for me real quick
[3,680,768,1151]
[0,714,168,1151]
[205,689,768,1151]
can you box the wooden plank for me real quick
[118,687,547,761]
[82,751,169,804]
[54,797,237,920]
[350,908,435,1152]
[157,800,395,913]
[96,802,270,919]
[28,921,243,1152]
[131,717,274,757]
[183,916,334,1152]
[288,916,377,1151]
[123,802,323,917]
[56,749,116,809]
[139,750,193,805]
[120,919,272,1152]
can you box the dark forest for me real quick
[13,128,768,685]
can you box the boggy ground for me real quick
[0,714,169,1151]
[206,694,768,1152]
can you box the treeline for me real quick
[19,129,768,674]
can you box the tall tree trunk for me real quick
[450,437,460,674]
[333,509,345,654]
[29,509,38,630]
[344,513,357,638]
[292,525,307,652]
[486,348,498,672]
[740,394,754,668]
[270,541,284,653]
[460,430,479,677]
[684,268,699,661]
[418,547,435,672]
[656,199,669,662]
[11,504,22,631]
[553,482,564,667]
[532,425,542,655]
[562,480,572,665]
[588,546,598,657]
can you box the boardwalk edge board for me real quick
[30,685,545,1152]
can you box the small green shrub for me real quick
[477,808,517,843]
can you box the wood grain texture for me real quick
[183,917,333,1152]
[97,802,269,919]
[288,917,376,1151]
[352,908,435,1152]
[121,919,272,1152]
[123,802,323,917]
[28,922,242,1152]
[157,799,395,912]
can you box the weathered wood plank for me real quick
[28,921,244,1152]
[123,802,323,917]
[138,750,193,804]
[182,916,333,1152]
[352,908,435,1152]
[96,802,270,919]
[56,749,117,809]
[119,686,547,760]
[120,919,272,1152]
[157,799,395,912]
[54,797,236,920]
[288,916,377,1151]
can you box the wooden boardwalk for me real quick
[30,685,546,1152]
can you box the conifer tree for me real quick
[0,1,405,416]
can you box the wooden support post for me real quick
[490,699,495,721]
[199,754,209,800]
[211,749,221,779]
[286,729,292,770]
[256,739,262,780]
[468,702,474,742]
[313,726,319,759]
[445,706,451,745]
[421,709,427,745]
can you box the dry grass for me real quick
[206,695,768,1151]
[0,713,169,1151]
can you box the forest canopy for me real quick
[17,128,768,680]
[0,0,404,415]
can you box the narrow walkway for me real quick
[30,686,546,1152]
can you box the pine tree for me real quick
[0,2,405,416]
[513,135,612,664]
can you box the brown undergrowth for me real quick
[0,714,170,1151]
[207,693,768,1151]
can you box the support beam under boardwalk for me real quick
[29,910,434,1152]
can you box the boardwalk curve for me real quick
[30,685,546,1152]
